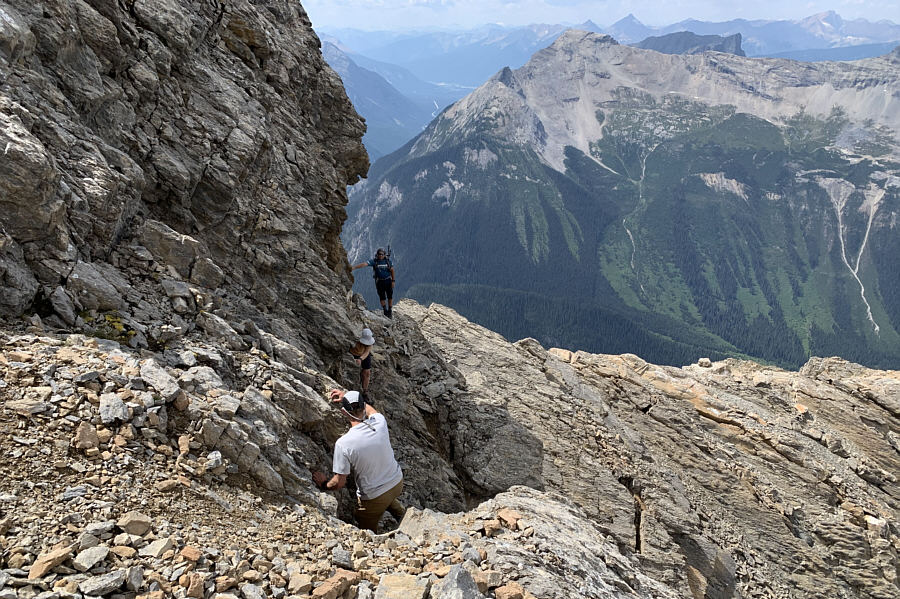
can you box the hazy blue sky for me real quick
[302,1,900,31]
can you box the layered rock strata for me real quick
[0,0,367,361]
[2,301,898,598]
[406,301,900,599]
[0,313,680,599]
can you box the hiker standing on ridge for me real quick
[352,248,395,318]
[312,389,405,532]
[350,328,375,398]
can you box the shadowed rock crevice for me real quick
[618,475,644,554]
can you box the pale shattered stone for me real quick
[99,393,129,425]
[73,421,100,450]
[139,537,174,558]
[287,572,312,594]
[28,545,74,579]
[73,545,109,572]
[430,565,484,599]
[155,479,180,492]
[373,573,429,599]
[140,359,182,402]
[78,569,127,595]
[117,511,151,536]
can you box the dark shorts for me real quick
[375,278,393,301]
[360,354,372,370]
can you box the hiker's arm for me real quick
[326,473,347,490]
[390,266,395,286]
[364,403,378,417]
[351,262,368,270]
[313,471,347,491]
[358,345,371,360]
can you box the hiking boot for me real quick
[383,308,389,317]
[387,308,393,319]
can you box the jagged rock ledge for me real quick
[1,300,898,598]
[404,301,900,599]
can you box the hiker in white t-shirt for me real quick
[312,389,405,531]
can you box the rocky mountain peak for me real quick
[414,30,900,173]
[615,13,643,26]
[801,9,843,30]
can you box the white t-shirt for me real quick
[333,413,403,500]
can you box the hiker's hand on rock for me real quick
[329,389,344,402]
[312,471,326,486]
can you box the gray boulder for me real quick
[140,359,181,402]
[67,261,126,312]
[197,311,247,350]
[49,286,77,325]
[139,220,201,278]
[190,257,226,288]
[430,565,485,599]
[78,569,126,596]
[0,112,62,243]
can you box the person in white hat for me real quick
[312,389,405,531]
[349,328,376,396]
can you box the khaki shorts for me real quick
[356,479,404,532]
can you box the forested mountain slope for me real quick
[346,32,900,369]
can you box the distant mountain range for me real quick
[607,11,900,56]
[323,22,602,87]
[321,42,433,161]
[321,12,898,159]
[636,32,745,56]
[767,41,900,62]
[344,33,900,369]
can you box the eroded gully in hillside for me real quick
[622,143,660,297]
[820,178,885,334]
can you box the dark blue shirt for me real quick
[367,258,393,280]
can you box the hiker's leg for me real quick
[355,480,403,532]
[354,497,382,532]
[361,367,370,392]
[376,281,387,311]
[386,498,406,521]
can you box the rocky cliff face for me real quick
[1,4,899,599]
[0,0,367,361]
[406,301,900,599]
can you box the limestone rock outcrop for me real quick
[406,301,900,599]
[0,0,368,362]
